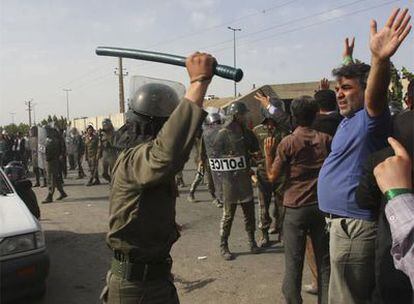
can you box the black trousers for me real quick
[282,204,330,304]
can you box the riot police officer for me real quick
[85,124,100,186]
[42,126,67,203]
[207,101,261,260]
[187,112,222,207]
[101,52,216,304]
[99,118,117,182]
[253,110,288,247]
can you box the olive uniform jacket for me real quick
[107,99,206,263]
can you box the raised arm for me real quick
[365,8,411,117]
[342,37,355,65]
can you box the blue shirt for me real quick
[318,107,391,220]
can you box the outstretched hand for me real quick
[254,91,271,108]
[373,137,412,193]
[343,37,355,58]
[370,8,411,60]
[319,78,330,90]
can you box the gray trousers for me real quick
[102,271,179,304]
[282,205,330,304]
[326,217,377,304]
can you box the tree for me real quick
[401,66,413,81]
[388,61,403,109]
[0,123,30,135]
[39,115,70,130]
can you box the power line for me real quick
[209,0,401,54]
[196,0,370,52]
[54,1,300,90]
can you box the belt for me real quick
[325,213,349,219]
[111,252,172,282]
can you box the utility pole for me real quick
[228,26,241,98]
[32,103,37,125]
[114,57,128,113]
[63,88,72,120]
[9,112,16,125]
[25,99,33,127]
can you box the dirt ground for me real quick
[20,159,315,304]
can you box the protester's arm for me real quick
[373,137,414,285]
[264,137,287,182]
[385,193,414,286]
[342,37,355,65]
[365,8,411,117]
[254,92,292,132]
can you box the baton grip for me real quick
[96,46,243,82]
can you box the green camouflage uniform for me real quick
[253,124,288,235]
[98,129,117,182]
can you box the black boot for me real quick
[42,194,53,204]
[56,191,68,200]
[248,231,261,254]
[220,237,234,261]
[187,191,196,203]
[86,178,93,186]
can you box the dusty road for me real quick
[21,160,315,304]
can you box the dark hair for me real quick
[290,96,318,127]
[393,110,413,165]
[408,79,413,98]
[314,89,337,111]
[332,63,371,89]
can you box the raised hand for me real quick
[319,78,330,90]
[342,37,355,58]
[373,137,412,193]
[254,91,271,108]
[370,8,411,60]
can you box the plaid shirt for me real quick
[385,193,414,287]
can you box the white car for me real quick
[0,168,49,302]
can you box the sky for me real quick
[0,0,413,126]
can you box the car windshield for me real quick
[0,170,14,195]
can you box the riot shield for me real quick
[205,121,253,204]
[202,125,223,202]
[65,129,76,155]
[37,127,47,170]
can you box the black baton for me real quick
[96,46,243,82]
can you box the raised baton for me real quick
[95,46,243,82]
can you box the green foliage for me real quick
[0,123,30,135]
[39,115,70,130]
[388,62,403,107]
[401,67,413,81]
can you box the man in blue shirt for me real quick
[318,8,411,304]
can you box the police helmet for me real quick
[204,112,222,125]
[226,101,249,116]
[129,83,180,118]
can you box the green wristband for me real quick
[385,188,413,201]
[342,55,354,65]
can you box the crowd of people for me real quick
[1,7,411,304]
[99,7,413,304]
[0,118,118,205]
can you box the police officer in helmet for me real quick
[101,52,216,304]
